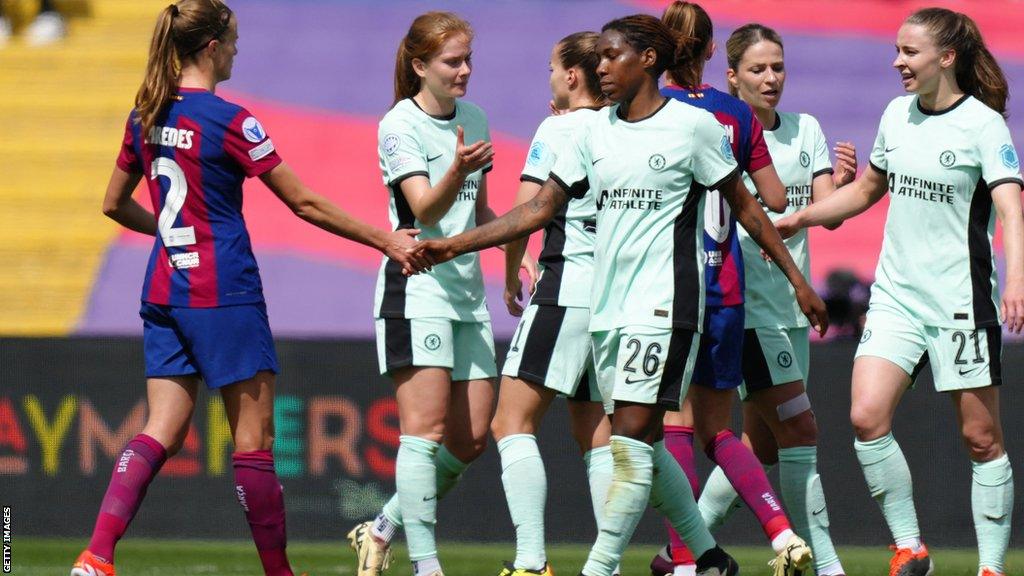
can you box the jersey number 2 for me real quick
[152,157,197,248]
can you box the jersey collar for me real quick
[616,97,670,123]
[916,94,969,116]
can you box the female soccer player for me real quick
[347,11,520,576]
[411,15,829,576]
[490,31,611,576]
[652,4,813,575]
[691,22,858,576]
[776,8,1021,576]
[71,2,427,576]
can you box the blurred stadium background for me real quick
[1,0,1022,569]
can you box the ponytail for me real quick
[601,14,697,79]
[556,31,607,106]
[661,1,713,87]
[906,8,1008,116]
[134,0,234,139]
[136,5,180,140]
[393,12,474,104]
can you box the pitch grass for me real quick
[15,538,1023,575]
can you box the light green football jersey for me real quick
[740,112,833,328]
[870,95,1023,329]
[550,99,739,332]
[374,98,492,321]
[521,108,599,308]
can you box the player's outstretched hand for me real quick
[1001,278,1024,333]
[774,213,800,239]
[453,125,493,176]
[833,141,858,187]
[407,238,458,274]
[796,284,829,337]
[385,228,430,275]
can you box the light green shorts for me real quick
[502,304,600,401]
[375,317,497,381]
[740,326,810,399]
[855,304,1002,391]
[591,326,699,414]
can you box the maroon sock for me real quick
[663,425,699,565]
[233,450,294,576]
[88,434,167,562]
[706,430,790,540]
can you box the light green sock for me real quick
[779,446,842,571]
[382,444,470,527]
[498,434,547,570]
[396,435,440,562]
[854,433,920,543]
[698,465,739,533]
[650,440,716,559]
[584,446,613,531]
[582,436,652,576]
[972,453,1013,573]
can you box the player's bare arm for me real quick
[993,181,1024,333]
[777,165,886,238]
[402,125,493,226]
[261,162,429,274]
[748,163,787,213]
[102,167,156,236]
[721,172,829,335]
[412,177,570,267]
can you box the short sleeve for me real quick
[692,112,739,189]
[746,114,773,174]
[977,118,1023,189]
[521,118,555,184]
[223,109,283,178]
[379,114,428,186]
[116,113,143,173]
[869,106,888,174]
[809,116,834,178]
[549,124,591,199]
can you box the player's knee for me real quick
[693,420,725,447]
[234,431,273,453]
[850,402,888,441]
[610,413,656,440]
[961,425,1001,462]
[772,393,817,446]
[446,435,488,462]
[781,412,818,446]
[490,411,532,441]
[570,426,596,454]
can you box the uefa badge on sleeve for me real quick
[383,134,401,156]
[241,117,267,143]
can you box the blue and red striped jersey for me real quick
[117,88,282,308]
[661,84,772,307]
